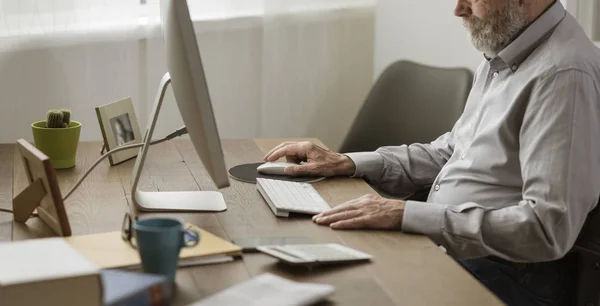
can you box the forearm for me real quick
[402,198,589,262]
[345,133,454,196]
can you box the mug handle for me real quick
[182,227,200,248]
[121,213,138,249]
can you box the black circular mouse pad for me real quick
[228,162,325,184]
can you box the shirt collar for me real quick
[491,1,566,72]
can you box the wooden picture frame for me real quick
[13,139,72,237]
[95,97,142,165]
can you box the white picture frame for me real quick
[95,97,142,166]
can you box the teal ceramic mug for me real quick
[122,214,200,282]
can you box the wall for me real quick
[374,0,599,78]
[0,6,375,151]
[374,0,484,78]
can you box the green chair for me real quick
[340,60,473,200]
[340,60,473,154]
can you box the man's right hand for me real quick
[263,141,356,177]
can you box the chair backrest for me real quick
[340,60,473,153]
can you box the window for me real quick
[0,0,140,37]
[0,0,267,39]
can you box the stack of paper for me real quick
[188,273,335,306]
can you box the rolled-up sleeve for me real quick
[402,69,600,262]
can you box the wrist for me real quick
[335,154,356,176]
[389,200,406,230]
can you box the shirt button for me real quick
[493,71,499,78]
[461,154,466,159]
[434,184,440,191]
[511,64,518,71]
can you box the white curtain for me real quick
[260,0,375,148]
[0,0,140,49]
[0,0,139,33]
[0,0,266,32]
[0,0,376,149]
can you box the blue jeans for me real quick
[459,256,575,306]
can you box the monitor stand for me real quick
[130,73,227,213]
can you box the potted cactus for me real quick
[31,109,82,169]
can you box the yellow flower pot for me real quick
[31,121,81,169]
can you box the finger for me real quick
[286,155,304,163]
[263,143,286,161]
[263,142,291,161]
[314,210,362,225]
[312,143,331,152]
[312,199,362,220]
[286,163,336,177]
[284,164,318,176]
[312,199,360,220]
[265,144,305,162]
[330,216,372,230]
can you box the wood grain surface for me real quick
[0,144,13,241]
[1,139,504,306]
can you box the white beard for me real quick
[462,1,527,56]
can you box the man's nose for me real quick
[454,0,472,17]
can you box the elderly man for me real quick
[263,0,600,305]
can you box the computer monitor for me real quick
[130,0,230,213]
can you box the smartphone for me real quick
[231,237,313,253]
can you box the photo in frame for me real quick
[95,97,142,166]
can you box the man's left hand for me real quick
[312,194,406,230]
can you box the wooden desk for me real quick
[0,139,504,306]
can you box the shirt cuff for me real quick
[402,200,445,241]
[343,152,384,178]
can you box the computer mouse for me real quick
[257,162,298,176]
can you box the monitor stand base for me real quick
[135,190,226,212]
[129,73,227,216]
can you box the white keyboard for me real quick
[257,243,373,266]
[256,178,330,217]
